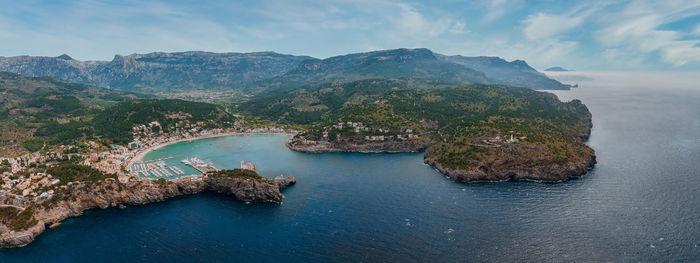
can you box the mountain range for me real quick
[0,48,571,97]
[0,52,311,96]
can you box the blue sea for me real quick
[1,72,699,262]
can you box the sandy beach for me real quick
[127,132,294,169]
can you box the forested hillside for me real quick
[0,72,234,155]
[246,79,594,181]
[0,72,147,155]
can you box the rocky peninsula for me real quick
[286,105,595,183]
[288,133,595,183]
[423,112,596,182]
[0,172,295,248]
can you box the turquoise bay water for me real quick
[1,73,699,262]
[133,134,300,180]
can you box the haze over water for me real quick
[0,72,698,262]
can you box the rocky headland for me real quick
[286,113,595,183]
[423,107,596,182]
[423,149,596,182]
[288,136,595,183]
[0,174,295,248]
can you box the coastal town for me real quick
[0,121,293,210]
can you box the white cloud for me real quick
[0,1,245,60]
[1,0,699,69]
[449,21,469,34]
[595,1,700,66]
[521,7,594,40]
[480,0,527,24]
[661,41,700,66]
[484,0,505,22]
[386,3,454,40]
[516,0,700,68]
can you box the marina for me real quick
[131,154,221,179]
[181,157,220,174]
[130,157,189,178]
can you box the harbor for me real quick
[130,156,221,179]
[128,135,269,180]
[130,157,193,178]
[181,157,220,174]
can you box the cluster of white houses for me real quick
[475,134,528,148]
[0,169,62,204]
[364,133,419,141]
[321,121,419,141]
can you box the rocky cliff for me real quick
[424,150,596,182]
[0,175,296,248]
[286,113,596,183]
[288,135,595,183]
[289,137,596,183]
[424,110,595,182]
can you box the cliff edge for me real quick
[0,174,296,248]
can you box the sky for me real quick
[0,0,699,70]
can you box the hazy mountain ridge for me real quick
[0,51,312,95]
[251,48,492,95]
[0,72,146,110]
[0,48,570,97]
[439,55,570,90]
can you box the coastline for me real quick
[287,140,596,182]
[127,132,294,171]
[285,115,596,183]
[0,175,296,248]
[423,152,596,183]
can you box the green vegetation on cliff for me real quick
[0,207,38,231]
[245,79,593,175]
[207,169,273,183]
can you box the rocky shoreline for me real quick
[0,175,295,248]
[423,110,596,182]
[423,152,596,182]
[286,116,596,183]
[289,139,596,182]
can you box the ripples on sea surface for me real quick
[1,72,698,262]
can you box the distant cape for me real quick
[544,67,571,72]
